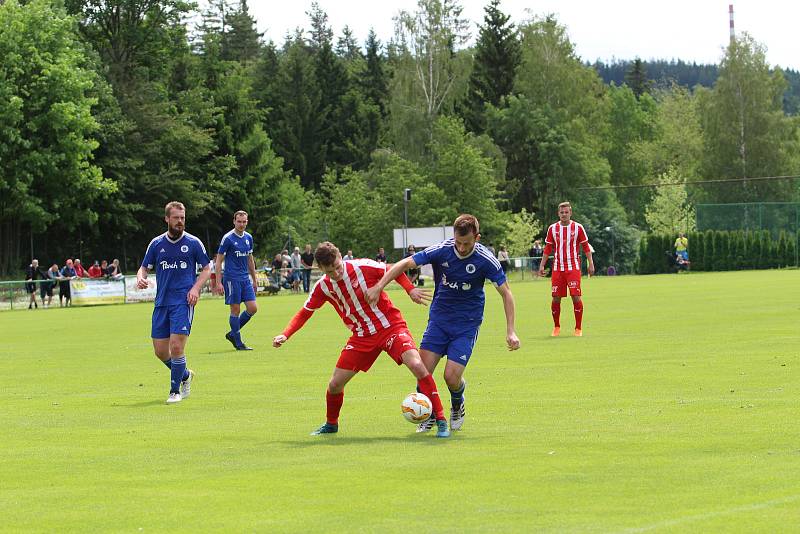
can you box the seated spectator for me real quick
[73,258,89,278]
[88,261,103,278]
[100,259,110,278]
[108,258,124,280]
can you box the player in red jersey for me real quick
[538,202,595,337]
[272,242,450,438]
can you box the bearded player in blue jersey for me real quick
[213,211,258,350]
[366,214,520,432]
[137,201,212,404]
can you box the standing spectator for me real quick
[281,249,291,266]
[25,259,47,309]
[342,249,354,261]
[375,247,387,263]
[43,263,60,308]
[674,232,689,263]
[530,240,543,276]
[300,244,314,293]
[73,258,89,277]
[88,260,103,278]
[290,247,303,292]
[108,259,124,280]
[59,259,78,307]
[487,243,496,257]
[271,253,284,287]
[498,245,510,273]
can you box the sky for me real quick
[242,0,799,70]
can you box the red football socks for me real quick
[417,374,445,421]
[551,301,561,327]
[325,389,344,425]
[574,301,583,329]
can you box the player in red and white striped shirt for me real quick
[272,242,450,438]
[538,202,595,337]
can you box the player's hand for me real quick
[187,287,200,306]
[506,332,520,351]
[365,285,382,306]
[588,263,595,276]
[252,280,258,293]
[537,266,545,277]
[272,334,287,348]
[408,287,431,306]
[213,281,224,296]
[136,277,149,289]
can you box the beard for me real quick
[168,222,184,238]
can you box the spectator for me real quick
[88,260,103,278]
[60,259,78,307]
[300,244,314,293]
[108,258,124,280]
[343,249,354,261]
[289,247,303,292]
[674,232,689,263]
[405,245,420,285]
[100,259,110,278]
[375,247,387,263]
[271,253,284,287]
[498,245,510,273]
[530,239,543,276]
[25,259,47,309]
[281,249,291,266]
[43,263,60,308]
[73,258,89,278]
[487,242,496,256]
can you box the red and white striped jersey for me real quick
[545,221,590,272]
[304,259,406,337]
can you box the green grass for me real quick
[1,270,799,532]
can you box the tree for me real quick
[624,58,651,98]
[361,29,389,117]
[306,1,332,50]
[392,0,471,122]
[504,209,541,257]
[222,0,262,64]
[0,0,113,275]
[463,0,520,133]
[644,168,697,234]
[697,33,800,203]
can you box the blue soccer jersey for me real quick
[217,230,254,282]
[413,239,506,324]
[142,232,210,307]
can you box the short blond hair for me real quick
[165,201,185,217]
[233,210,248,220]
[558,202,572,211]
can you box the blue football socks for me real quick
[170,356,187,394]
[239,310,252,329]
[229,315,242,345]
[162,358,189,381]
[449,380,466,410]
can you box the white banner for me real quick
[124,275,157,303]
[70,278,126,306]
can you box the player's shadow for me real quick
[111,400,166,408]
[277,434,462,448]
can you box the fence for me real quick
[697,203,800,237]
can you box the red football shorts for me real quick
[336,324,417,372]
[551,269,582,297]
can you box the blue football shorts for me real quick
[420,320,481,366]
[224,278,256,305]
[151,304,195,338]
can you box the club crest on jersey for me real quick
[180,261,188,269]
[466,263,476,274]
[181,245,189,252]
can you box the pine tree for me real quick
[361,29,388,117]
[463,0,520,133]
[336,25,362,61]
[625,58,651,98]
[306,1,332,51]
[222,0,262,65]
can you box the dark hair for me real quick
[453,214,479,236]
[314,241,340,267]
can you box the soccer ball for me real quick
[401,392,432,423]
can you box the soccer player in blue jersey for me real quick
[136,201,212,404]
[366,214,520,432]
[213,211,258,350]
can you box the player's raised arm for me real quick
[365,256,417,306]
[495,282,520,351]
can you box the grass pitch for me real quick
[1,270,799,532]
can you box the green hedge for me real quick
[637,230,798,273]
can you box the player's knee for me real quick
[168,342,183,356]
[247,303,258,315]
[443,368,462,389]
[327,379,344,394]
[404,355,428,379]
